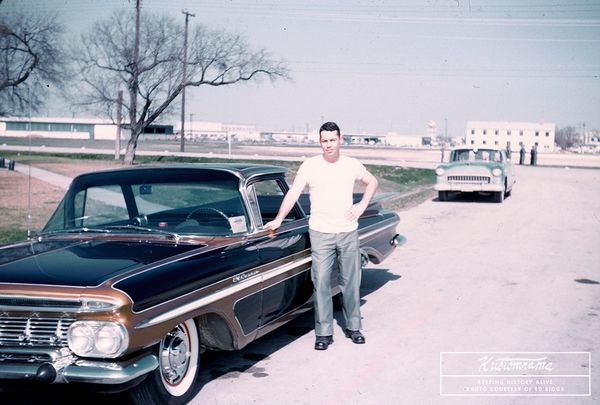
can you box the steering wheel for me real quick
[185,207,231,229]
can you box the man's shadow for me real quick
[199,267,401,382]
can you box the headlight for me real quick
[492,168,502,177]
[68,321,129,358]
[435,167,445,176]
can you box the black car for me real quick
[0,163,402,404]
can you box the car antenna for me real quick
[26,89,32,240]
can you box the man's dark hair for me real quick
[319,121,341,137]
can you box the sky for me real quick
[2,0,600,138]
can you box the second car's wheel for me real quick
[130,319,202,405]
[360,251,369,269]
[493,190,504,203]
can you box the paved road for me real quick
[2,139,600,169]
[1,165,598,404]
[184,165,600,405]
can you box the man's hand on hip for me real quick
[345,202,367,222]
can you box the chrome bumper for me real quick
[435,183,503,192]
[391,234,406,247]
[0,347,158,384]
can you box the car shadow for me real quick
[0,268,400,404]
[435,191,511,203]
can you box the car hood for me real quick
[0,239,201,287]
[439,161,502,171]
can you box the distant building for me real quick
[0,117,173,140]
[259,130,315,143]
[176,121,259,142]
[382,133,422,147]
[343,133,385,146]
[0,117,120,140]
[466,121,556,152]
[580,130,600,153]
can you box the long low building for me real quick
[0,117,119,140]
[0,117,173,141]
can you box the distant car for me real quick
[0,163,403,404]
[434,147,515,203]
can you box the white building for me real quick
[466,121,556,152]
[0,117,179,141]
[580,129,600,153]
[259,130,316,143]
[0,117,123,140]
[384,133,423,147]
[176,121,260,142]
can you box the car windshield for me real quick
[42,170,250,237]
[451,149,503,163]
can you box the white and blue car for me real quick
[435,148,516,203]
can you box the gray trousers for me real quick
[309,229,362,336]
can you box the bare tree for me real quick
[0,12,66,116]
[72,10,289,165]
[555,126,580,150]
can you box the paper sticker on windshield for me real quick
[229,216,247,233]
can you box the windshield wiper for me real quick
[40,227,112,236]
[104,224,181,240]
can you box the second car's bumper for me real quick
[435,183,504,193]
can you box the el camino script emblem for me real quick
[233,270,259,283]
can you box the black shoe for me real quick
[314,335,333,350]
[344,329,365,344]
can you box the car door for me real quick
[245,177,313,329]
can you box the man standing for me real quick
[519,144,526,165]
[530,144,538,166]
[266,122,379,351]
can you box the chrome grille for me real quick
[0,317,75,347]
[0,297,81,309]
[0,351,53,363]
[448,175,490,184]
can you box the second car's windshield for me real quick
[451,149,502,163]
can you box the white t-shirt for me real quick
[295,154,367,233]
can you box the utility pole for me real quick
[441,118,447,162]
[189,113,194,141]
[180,9,195,152]
[115,90,123,160]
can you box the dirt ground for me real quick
[0,160,124,233]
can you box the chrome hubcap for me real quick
[160,325,191,385]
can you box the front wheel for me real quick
[438,191,448,201]
[493,191,504,203]
[130,319,202,405]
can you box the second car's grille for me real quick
[448,175,491,184]
[0,317,75,347]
